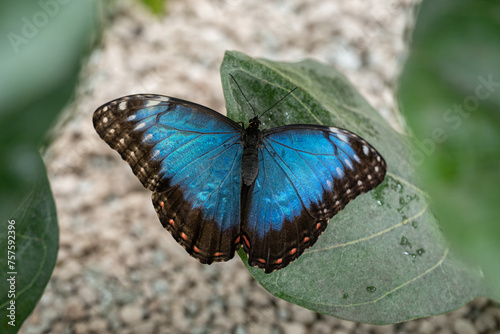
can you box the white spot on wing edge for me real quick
[143,133,153,142]
[363,145,369,155]
[127,115,137,121]
[103,117,108,123]
[135,122,146,130]
[336,167,343,177]
[119,101,127,110]
[145,100,162,107]
[336,133,348,143]
[152,149,160,159]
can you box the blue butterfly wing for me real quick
[241,125,386,273]
[93,94,244,263]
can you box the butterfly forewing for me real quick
[93,94,244,263]
[241,125,386,273]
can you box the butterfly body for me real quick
[93,94,386,273]
[241,117,262,186]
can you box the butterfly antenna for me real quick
[229,74,258,117]
[258,87,297,119]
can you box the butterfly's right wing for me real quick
[242,125,386,273]
[93,94,243,263]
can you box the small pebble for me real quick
[289,304,317,324]
[88,317,109,332]
[311,322,333,334]
[281,322,307,334]
[119,305,144,325]
[453,319,478,334]
[73,322,89,334]
[131,322,156,334]
[79,285,98,305]
[234,324,247,334]
[63,297,85,321]
[474,310,497,332]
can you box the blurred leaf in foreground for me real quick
[399,0,500,297]
[0,156,58,333]
[0,1,102,331]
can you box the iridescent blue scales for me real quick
[93,94,386,273]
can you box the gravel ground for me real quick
[21,0,500,333]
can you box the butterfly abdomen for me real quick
[241,147,259,186]
[241,120,262,186]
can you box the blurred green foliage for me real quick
[0,158,58,333]
[139,0,167,15]
[0,0,102,224]
[399,0,500,298]
[0,1,104,331]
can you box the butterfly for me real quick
[93,91,386,273]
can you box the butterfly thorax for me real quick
[241,117,262,186]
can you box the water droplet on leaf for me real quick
[366,286,376,293]
[400,236,412,248]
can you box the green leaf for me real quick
[399,0,500,297]
[0,1,103,331]
[0,0,102,227]
[138,0,167,15]
[220,51,490,324]
[0,154,58,334]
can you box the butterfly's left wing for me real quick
[93,94,244,264]
[241,125,386,273]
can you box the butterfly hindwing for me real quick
[241,125,386,273]
[93,94,244,263]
